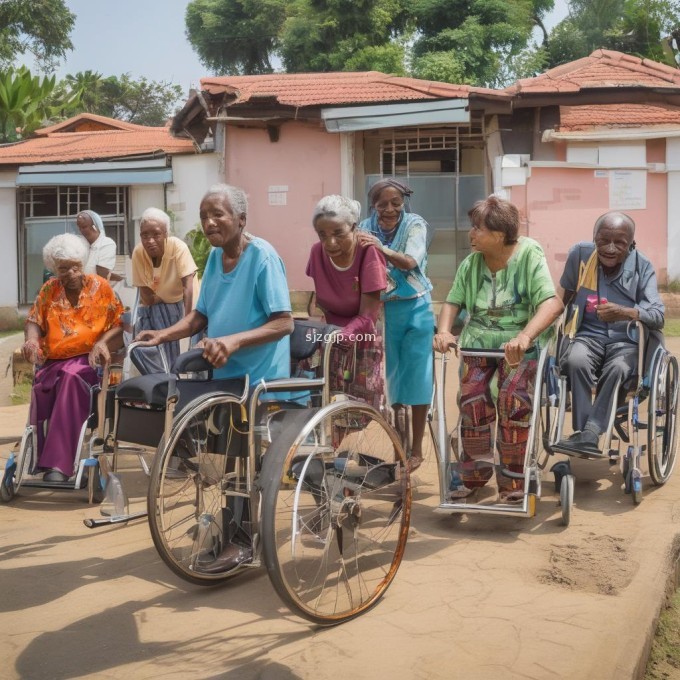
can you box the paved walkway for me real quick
[0,340,678,679]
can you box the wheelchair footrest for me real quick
[550,442,608,460]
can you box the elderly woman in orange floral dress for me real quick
[22,233,124,482]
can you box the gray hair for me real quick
[43,233,89,273]
[140,207,171,232]
[312,195,361,227]
[204,184,248,218]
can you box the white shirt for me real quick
[84,232,117,275]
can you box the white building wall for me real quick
[167,153,222,238]
[0,170,19,318]
[667,138,680,281]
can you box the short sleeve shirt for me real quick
[196,237,291,382]
[84,233,117,275]
[306,242,386,327]
[447,237,556,349]
[131,236,197,304]
[27,275,124,360]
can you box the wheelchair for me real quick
[0,362,125,504]
[106,320,410,624]
[429,342,553,520]
[542,320,678,521]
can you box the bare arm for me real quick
[138,285,158,307]
[89,325,124,368]
[135,309,208,345]
[356,232,417,271]
[504,296,564,366]
[201,312,294,369]
[433,302,461,353]
[22,321,44,364]
[339,290,382,338]
[181,273,195,317]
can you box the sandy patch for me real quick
[538,532,639,595]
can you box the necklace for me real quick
[377,223,398,246]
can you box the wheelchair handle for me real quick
[172,347,213,374]
[459,346,535,359]
[127,340,170,373]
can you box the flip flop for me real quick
[407,455,423,473]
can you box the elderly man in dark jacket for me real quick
[556,211,664,454]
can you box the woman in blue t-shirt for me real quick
[135,184,293,382]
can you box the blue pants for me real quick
[384,294,434,405]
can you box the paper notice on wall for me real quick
[609,170,646,210]
[268,185,288,206]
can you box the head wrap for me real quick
[367,178,414,215]
[79,210,104,233]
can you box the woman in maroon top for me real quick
[306,194,387,409]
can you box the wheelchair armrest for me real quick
[172,348,213,374]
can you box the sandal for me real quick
[407,455,424,473]
[498,489,525,505]
[447,485,476,500]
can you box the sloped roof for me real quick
[559,102,680,130]
[0,114,194,165]
[507,49,680,97]
[200,71,508,107]
[34,112,153,136]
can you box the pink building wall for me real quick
[511,142,669,285]
[223,122,342,290]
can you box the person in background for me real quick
[130,207,197,373]
[358,179,434,472]
[555,211,664,454]
[306,194,386,410]
[433,196,563,502]
[76,210,120,281]
[22,233,123,482]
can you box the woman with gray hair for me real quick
[22,233,124,482]
[305,194,387,409]
[76,210,119,280]
[130,206,197,373]
[136,184,292,383]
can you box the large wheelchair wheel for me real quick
[648,352,679,486]
[260,402,410,625]
[0,426,35,502]
[147,393,250,586]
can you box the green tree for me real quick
[185,0,287,74]
[410,0,553,86]
[280,0,410,73]
[0,66,81,142]
[56,73,184,126]
[0,0,75,71]
[546,0,680,67]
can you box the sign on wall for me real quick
[609,170,646,210]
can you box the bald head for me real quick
[593,211,635,241]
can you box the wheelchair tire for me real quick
[559,474,574,526]
[0,426,35,502]
[260,402,410,625]
[147,392,250,586]
[648,353,679,486]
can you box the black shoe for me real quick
[557,430,601,454]
[43,469,69,482]
[194,542,252,574]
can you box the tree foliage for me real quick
[55,72,185,126]
[0,66,81,143]
[279,0,410,73]
[0,0,75,72]
[546,0,680,67]
[185,0,287,74]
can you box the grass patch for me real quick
[645,588,680,679]
[10,376,32,406]
[0,330,21,339]
[664,319,680,337]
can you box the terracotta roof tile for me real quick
[34,113,152,136]
[200,71,506,107]
[0,125,194,165]
[559,103,680,130]
[507,49,680,96]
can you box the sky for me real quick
[23,0,572,95]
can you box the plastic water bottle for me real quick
[99,472,128,518]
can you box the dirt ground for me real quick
[0,333,679,680]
